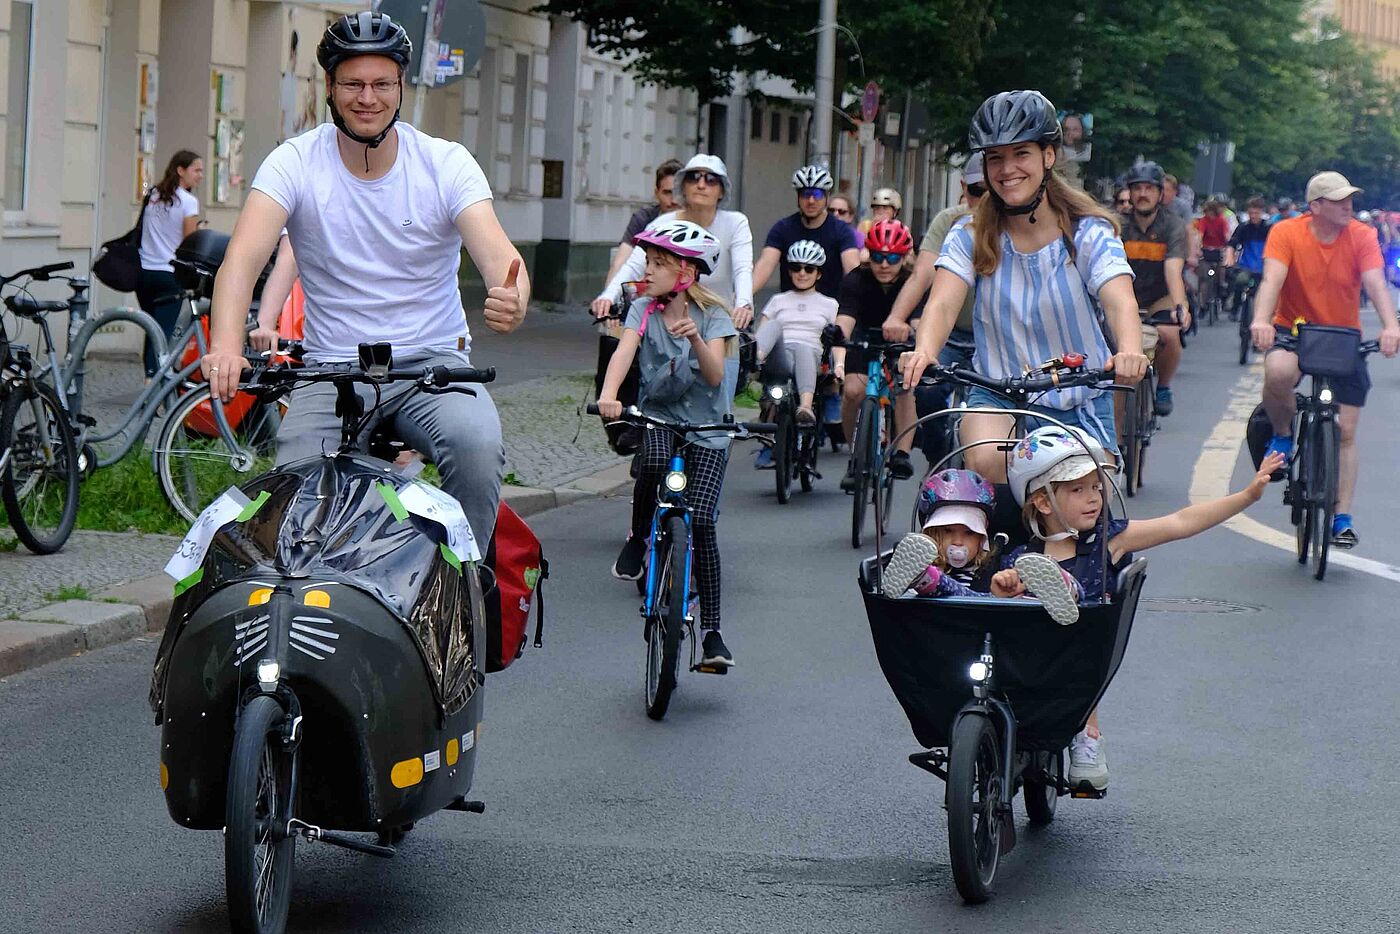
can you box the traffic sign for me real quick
[374,0,485,89]
[861,81,880,123]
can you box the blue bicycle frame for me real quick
[860,354,898,479]
[641,451,695,621]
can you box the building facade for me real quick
[1320,0,1400,79]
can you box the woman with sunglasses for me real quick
[829,193,857,226]
[594,153,755,329]
[900,89,1147,484]
[1114,187,1133,218]
[833,219,924,484]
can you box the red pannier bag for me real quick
[482,501,548,672]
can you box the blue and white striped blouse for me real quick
[936,216,1133,411]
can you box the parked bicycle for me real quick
[0,262,82,553]
[1278,327,1380,581]
[585,404,772,720]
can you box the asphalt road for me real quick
[4,318,1400,933]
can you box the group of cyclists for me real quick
[179,9,1400,798]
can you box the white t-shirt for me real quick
[599,209,754,310]
[139,187,199,272]
[251,122,492,362]
[758,290,838,352]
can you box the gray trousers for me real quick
[275,350,506,548]
[755,318,821,396]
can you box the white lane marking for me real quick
[1190,364,1400,585]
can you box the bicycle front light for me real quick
[968,661,989,683]
[255,660,280,692]
[1319,387,1333,405]
[768,385,785,400]
[664,471,687,493]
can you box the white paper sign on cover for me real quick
[397,481,481,563]
[164,487,251,581]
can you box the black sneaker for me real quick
[700,629,735,668]
[888,450,914,480]
[611,535,645,581]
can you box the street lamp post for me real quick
[812,0,836,167]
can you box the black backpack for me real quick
[92,189,153,293]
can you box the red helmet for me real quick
[866,219,913,255]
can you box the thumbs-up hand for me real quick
[484,258,525,334]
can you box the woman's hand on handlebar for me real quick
[732,304,754,330]
[590,297,615,320]
[899,347,934,390]
[596,397,624,420]
[202,348,248,402]
[1107,350,1148,385]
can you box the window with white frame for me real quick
[4,0,34,214]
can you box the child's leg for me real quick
[1012,553,1081,625]
[790,342,820,422]
[755,317,782,361]
[883,534,987,598]
[684,445,730,631]
[629,428,674,542]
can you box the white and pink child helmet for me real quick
[633,220,722,276]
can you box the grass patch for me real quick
[44,584,91,602]
[734,382,763,409]
[70,452,186,536]
[0,536,18,553]
[503,472,523,487]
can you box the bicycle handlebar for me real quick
[1273,333,1382,357]
[585,403,774,436]
[245,361,496,389]
[919,362,1112,397]
[1,261,75,287]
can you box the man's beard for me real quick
[1134,203,1158,217]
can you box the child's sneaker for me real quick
[700,629,734,668]
[1013,553,1080,625]
[882,534,939,597]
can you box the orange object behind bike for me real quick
[180,281,306,437]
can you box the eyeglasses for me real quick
[967,184,987,199]
[798,188,828,201]
[869,250,905,265]
[830,206,852,217]
[788,263,820,275]
[684,171,722,186]
[334,79,401,96]
[1115,198,1131,207]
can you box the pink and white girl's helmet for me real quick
[632,220,722,276]
[916,468,996,550]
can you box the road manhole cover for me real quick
[1140,597,1261,615]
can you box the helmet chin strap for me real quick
[1029,486,1080,542]
[1002,178,1048,224]
[327,93,401,172]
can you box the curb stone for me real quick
[0,457,635,681]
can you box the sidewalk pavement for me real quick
[0,369,635,680]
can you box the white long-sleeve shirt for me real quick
[598,209,754,310]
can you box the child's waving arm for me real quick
[1109,452,1284,560]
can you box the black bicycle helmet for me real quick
[318,12,412,152]
[1122,161,1166,189]
[967,90,1062,152]
[317,11,412,73]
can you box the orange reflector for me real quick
[160,762,169,790]
[446,739,459,767]
[248,588,273,606]
[390,757,424,789]
[303,590,330,608]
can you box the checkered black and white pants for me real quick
[630,427,730,629]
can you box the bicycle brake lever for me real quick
[421,385,479,398]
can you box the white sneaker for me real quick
[1014,553,1080,626]
[882,535,939,597]
[1068,731,1108,790]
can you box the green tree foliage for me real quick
[540,0,1400,204]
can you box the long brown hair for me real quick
[970,152,1121,277]
[154,150,200,206]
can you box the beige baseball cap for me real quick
[1306,171,1362,203]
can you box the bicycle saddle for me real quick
[4,294,69,315]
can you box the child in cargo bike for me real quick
[596,220,740,669]
[887,426,1284,789]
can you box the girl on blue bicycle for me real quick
[596,221,740,668]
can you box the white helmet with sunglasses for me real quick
[785,240,827,267]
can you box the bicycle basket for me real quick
[1296,325,1361,378]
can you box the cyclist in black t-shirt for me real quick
[831,220,926,486]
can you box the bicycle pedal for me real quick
[1070,785,1107,800]
[692,663,729,676]
[75,414,96,427]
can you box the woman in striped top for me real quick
[901,91,1148,483]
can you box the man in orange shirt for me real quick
[1250,171,1400,548]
